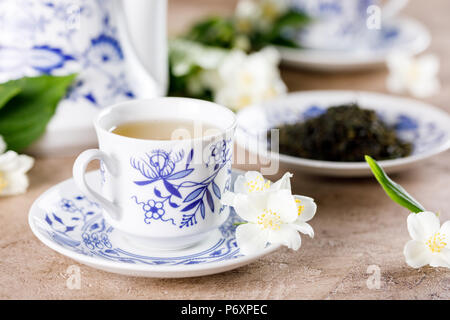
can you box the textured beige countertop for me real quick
[1,0,450,299]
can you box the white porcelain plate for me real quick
[277,17,430,71]
[28,170,280,278]
[235,90,450,177]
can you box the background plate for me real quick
[277,17,430,72]
[236,90,450,177]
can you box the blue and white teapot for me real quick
[0,0,168,154]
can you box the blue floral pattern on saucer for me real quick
[29,170,281,276]
[40,193,242,265]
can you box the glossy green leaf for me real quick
[0,74,77,152]
[0,83,21,110]
[365,155,425,213]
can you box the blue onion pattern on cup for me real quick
[130,140,232,229]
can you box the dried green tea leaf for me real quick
[273,104,412,162]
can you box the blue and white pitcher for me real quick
[0,0,168,155]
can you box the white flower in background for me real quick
[386,52,440,98]
[235,0,290,32]
[404,211,450,268]
[0,135,34,196]
[235,0,260,33]
[222,171,316,254]
[259,0,289,21]
[170,39,227,76]
[213,47,287,111]
[170,40,287,110]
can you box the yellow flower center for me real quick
[0,171,7,193]
[257,209,281,231]
[263,86,277,99]
[408,62,421,82]
[236,19,252,33]
[261,2,279,20]
[241,72,254,86]
[426,232,447,253]
[295,199,304,216]
[245,175,271,193]
[236,95,252,110]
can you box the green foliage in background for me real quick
[0,74,77,152]
[365,155,426,213]
[184,10,310,53]
[168,39,227,100]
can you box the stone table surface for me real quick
[1,0,450,299]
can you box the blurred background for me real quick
[169,0,447,101]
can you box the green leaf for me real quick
[0,83,21,110]
[0,74,77,152]
[184,16,236,49]
[273,10,311,32]
[365,155,426,213]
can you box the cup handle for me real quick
[382,0,409,20]
[73,149,121,221]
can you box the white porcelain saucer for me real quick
[235,90,450,177]
[28,170,280,278]
[277,17,430,71]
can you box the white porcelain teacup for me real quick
[73,97,236,250]
[293,0,409,50]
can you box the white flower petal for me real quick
[403,240,432,268]
[294,195,317,222]
[0,135,6,154]
[235,0,260,20]
[233,193,262,223]
[409,78,440,98]
[267,190,297,223]
[213,47,285,110]
[244,171,267,192]
[270,172,292,191]
[386,52,440,98]
[407,212,440,241]
[386,74,405,93]
[0,151,19,171]
[14,154,34,173]
[0,152,33,172]
[233,171,270,194]
[417,54,440,77]
[429,249,450,268]
[236,223,269,255]
[292,221,314,238]
[0,171,30,196]
[386,52,410,71]
[267,224,301,250]
[439,220,450,240]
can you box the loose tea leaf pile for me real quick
[273,104,413,162]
